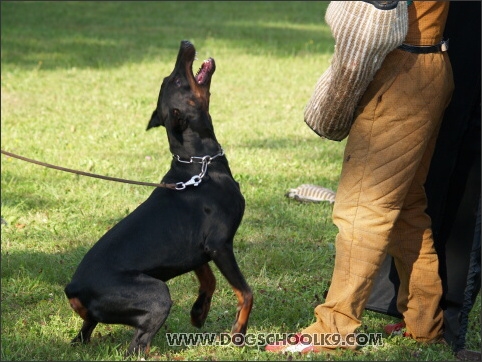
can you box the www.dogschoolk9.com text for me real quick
[166,332,384,347]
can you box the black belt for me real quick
[398,39,449,54]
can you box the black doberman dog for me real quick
[64,40,253,356]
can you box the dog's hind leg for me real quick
[125,279,172,356]
[190,263,216,328]
[71,319,98,345]
[68,297,98,344]
[211,246,253,337]
[73,276,172,356]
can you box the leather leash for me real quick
[1,149,178,189]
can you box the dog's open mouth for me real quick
[195,58,215,86]
[178,40,216,91]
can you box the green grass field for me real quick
[1,2,480,361]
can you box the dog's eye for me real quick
[174,78,182,87]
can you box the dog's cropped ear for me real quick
[146,109,163,131]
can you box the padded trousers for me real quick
[303,48,454,346]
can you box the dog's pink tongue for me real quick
[195,60,212,85]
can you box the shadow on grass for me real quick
[1,170,62,215]
[1,243,299,359]
[1,244,89,285]
[1,1,332,70]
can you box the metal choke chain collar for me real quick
[172,148,225,190]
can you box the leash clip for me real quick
[172,147,225,190]
[175,175,202,190]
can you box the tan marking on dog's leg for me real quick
[231,287,253,336]
[191,264,216,327]
[69,297,89,320]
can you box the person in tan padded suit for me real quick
[267,1,453,353]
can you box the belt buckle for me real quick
[441,39,449,52]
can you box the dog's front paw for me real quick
[190,292,212,328]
